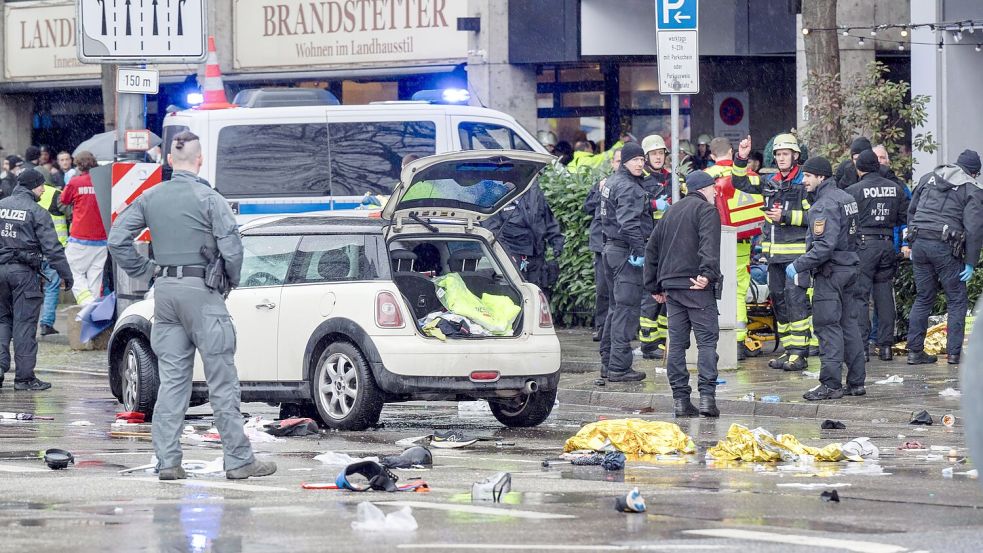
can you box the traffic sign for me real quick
[656,0,698,30]
[77,0,207,64]
[117,67,159,94]
[655,0,699,94]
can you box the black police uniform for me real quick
[0,177,72,390]
[484,184,564,291]
[599,165,653,379]
[792,178,864,399]
[846,171,909,358]
[906,163,983,362]
[585,177,610,336]
[638,168,672,358]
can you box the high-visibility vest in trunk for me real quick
[707,161,764,240]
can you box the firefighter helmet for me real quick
[772,133,801,154]
[697,134,713,145]
[641,134,668,154]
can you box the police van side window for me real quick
[287,234,384,284]
[239,235,299,288]
[216,124,330,198]
[458,122,533,151]
[327,121,436,196]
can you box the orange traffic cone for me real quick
[197,36,235,110]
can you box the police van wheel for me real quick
[489,388,557,428]
[121,337,159,419]
[311,342,384,431]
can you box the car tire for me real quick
[311,342,384,431]
[489,388,557,428]
[120,337,159,419]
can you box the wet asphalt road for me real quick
[1,349,982,553]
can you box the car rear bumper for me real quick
[370,365,560,399]
[370,334,561,377]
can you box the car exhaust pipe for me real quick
[524,380,539,394]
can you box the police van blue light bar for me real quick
[410,88,470,104]
[186,92,204,106]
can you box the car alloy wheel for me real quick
[122,348,140,410]
[318,352,359,420]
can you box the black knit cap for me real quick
[801,156,833,178]
[621,142,645,163]
[956,149,981,175]
[686,170,715,192]
[850,137,872,156]
[24,145,41,162]
[17,168,44,188]
[854,149,880,173]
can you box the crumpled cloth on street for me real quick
[433,273,520,334]
[707,423,844,462]
[896,315,974,355]
[563,419,696,455]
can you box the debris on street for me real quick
[614,487,646,513]
[939,388,961,397]
[821,420,847,430]
[909,410,934,425]
[471,472,511,502]
[351,502,418,532]
[820,489,840,502]
[875,375,904,384]
[563,419,696,455]
[707,424,844,462]
[43,448,74,470]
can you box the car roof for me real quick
[242,215,385,236]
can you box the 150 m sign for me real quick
[117,67,159,94]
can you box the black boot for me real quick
[699,395,719,417]
[673,397,699,418]
[947,354,960,365]
[782,354,808,372]
[907,351,938,365]
[592,330,601,342]
[878,348,893,361]
[769,353,789,370]
[14,378,51,391]
[608,369,646,382]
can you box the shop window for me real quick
[216,123,330,198]
[328,121,436,196]
[458,122,533,151]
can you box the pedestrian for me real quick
[37,176,69,336]
[785,157,865,400]
[644,170,722,417]
[905,149,983,366]
[733,135,813,371]
[57,151,76,185]
[748,151,765,174]
[694,134,714,170]
[537,131,558,155]
[23,146,52,185]
[597,142,651,382]
[1,155,25,199]
[705,137,765,360]
[108,131,277,480]
[60,151,106,306]
[845,149,909,361]
[584,147,622,342]
[0,169,73,391]
[637,134,672,360]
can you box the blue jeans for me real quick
[40,261,60,328]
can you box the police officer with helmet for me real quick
[905,149,983,366]
[845,149,909,361]
[598,142,651,383]
[785,157,865,401]
[0,169,73,391]
[109,131,277,481]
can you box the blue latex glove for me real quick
[655,198,669,212]
[785,263,797,280]
[628,255,645,268]
[960,264,974,282]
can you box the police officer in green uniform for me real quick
[109,131,276,481]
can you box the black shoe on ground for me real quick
[158,466,187,481]
[592,330,601,342]
[947,354,960,365]
[699,395,720,417]
[640,348,659,360]
[39,324,59,336]
[907,351,938,365]
[879,348,893,361]
[768,353,789,370]
[808,345,821,357]
[843,385,867,396]
[783,354,808,372]
[227,460,277,480]
[673,398,700,418]
[14,378,51,391]
[607,369,646,383]
[803,384,844,401]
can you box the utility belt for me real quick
[909,226,966,258]
[860,234,893,242]
[604,239,629,249]
[0,250,43,271]
[158,265,206,279]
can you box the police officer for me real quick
[786,157,865,401]
[644,170,722,417]
[584,148,622,342]
[845,149,909,361]
[0,169,72,391]
[836,137,907,190]
[598,142,650,382]
[905,149,983,366]
[638,135,672,360]
[483,183,564,292]
[109,131,277,481]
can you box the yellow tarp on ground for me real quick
[563,419,696,455]
[707,423,844,462]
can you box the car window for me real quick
[239,235,299,288]
[287,235,384,284]
[458,122,533,151]
[215,124,330,198]
[328,121,437,196]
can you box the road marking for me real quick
[398,546,725,551]
[376,501,576,520]
[437,455,544,464]
[0,463,49,473]
[683,529,907,553]
[128,477,294,493]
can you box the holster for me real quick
[200,247,231,298]
[13,250,42,271]
[945,229,966,259]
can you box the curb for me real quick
[557,387,948,424]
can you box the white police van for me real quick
[161,88,546,223]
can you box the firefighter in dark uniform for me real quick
[644,170,722,417]
[905,149,983,366]
[598,143,651,382]
[0,169,72,391]
[786,157,865,401]
[109,131,277,481]
[638,135,672,360]
[484,184,564,292]
[845,150,909,361]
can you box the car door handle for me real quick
[255,302,277,310]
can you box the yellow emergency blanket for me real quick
[707,423,844,462]
[563,419,696,455]
[434,273,520,334]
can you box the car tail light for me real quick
[538,290,553,328]
[376,291,404,328]
[470,371,500,382]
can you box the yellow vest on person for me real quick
[37,184,68,246]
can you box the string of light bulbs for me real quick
[801,19,983,52]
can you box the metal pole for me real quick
[115,66,147,161]
[671,94,680,203]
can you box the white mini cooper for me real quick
[107,151,561,430]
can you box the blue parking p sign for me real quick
[655,0,698,30]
